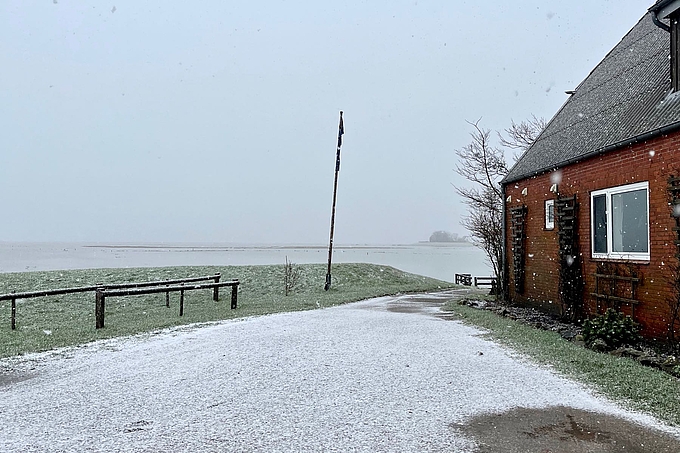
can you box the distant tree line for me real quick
[429,231,466,243]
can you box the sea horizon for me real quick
[0,241,491,283]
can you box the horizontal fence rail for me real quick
[474,276,497,289]
[454,273,472,286]
[96,280,240,329]
[0,274,221,301]
[2,274,225,330]
[99,274,222,290]
[454,273,497,290]
[0,285,98,301]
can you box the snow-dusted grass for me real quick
[0,263,452,358]
[443,301,680,426]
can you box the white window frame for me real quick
[590,181,650,261]
[545,199,555,230]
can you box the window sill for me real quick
[589,256,650,265]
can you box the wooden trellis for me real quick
[556,194,583,321]
[591,268,640,319]
[510,205,527,294]
[667,175,680,344]
[669,175,680,255]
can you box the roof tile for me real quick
[503,12,680,184]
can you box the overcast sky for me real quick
[0,0,652,244]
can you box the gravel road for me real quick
[1,291,679,452]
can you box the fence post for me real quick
[179,284,185,316]
[10,291,16,330]
[213,273,221,301]
[231,283,238,309]
[95,288,105,329]
[165,285,170,308]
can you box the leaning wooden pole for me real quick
[325,111,345,291]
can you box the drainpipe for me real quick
[501,182,508,302]
[650,4,679,91]
[652,9,671,32]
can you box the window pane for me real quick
[611,188,648,253]
[593,194,607,253]
[545,200,554,229]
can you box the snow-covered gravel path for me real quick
[1,292,678,452]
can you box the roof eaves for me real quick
[650,0,680,16]
[501,120,680,186]
[650,0,675,12]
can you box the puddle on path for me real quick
[450,406,680,453]
[384,289,483,317]
[378,293,680,451]
[0,371,35,389]
[385,299,444,314]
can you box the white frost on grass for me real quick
[1,295,677,452]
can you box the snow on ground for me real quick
[0,294,677,452]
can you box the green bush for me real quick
[582,309,642,350]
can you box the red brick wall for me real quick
[504,133,680,339]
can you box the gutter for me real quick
[502,120,680,185]
[647,0,677,33]
[651,9,671,32]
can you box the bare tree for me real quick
[454,120,508,296]
[498,115,547,159]
[455,116,545,298]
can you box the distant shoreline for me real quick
[80,243,474,251]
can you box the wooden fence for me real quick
[454,273,472,286]
[474,276,497,291]
[95,280,239,328]
[0,273,239,330]
[454,273,497,290]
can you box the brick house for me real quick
[501,2,680,340]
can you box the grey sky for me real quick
[1,1,650,244]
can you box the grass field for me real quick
[443,300,680,427]
[0,263,452,358]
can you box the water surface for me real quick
[0,242,491,282]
